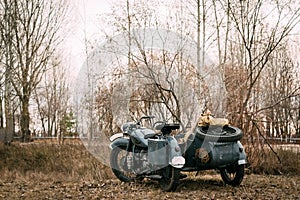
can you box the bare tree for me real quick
[0,0,67,142]
[259,43,300,138]
[34,55,70,142]
[91,0,206,131]
[226,0,300,127]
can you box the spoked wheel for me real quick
[110,145,137,182]
[220,164,245,186]
[159,166,180,192]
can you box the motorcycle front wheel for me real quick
[159,166,180,192]
[110,145,136,182]
[220,164,245,186]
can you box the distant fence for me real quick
[272,144,300,153]
[242,137,300,144]
[265,137,300,144]
[13,136,84,140]
[242,137,300,153]
[12,136,84,145]
[14,136,300,143]
[9,136,300,153]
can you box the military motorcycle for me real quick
[109,115,247,191]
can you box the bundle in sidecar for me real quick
[195,110,243,142]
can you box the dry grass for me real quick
[1,141,299,180]
[0,142,113,181]
[0,142,299,199]
[245,145,300,175]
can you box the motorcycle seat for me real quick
[144,133,156,139]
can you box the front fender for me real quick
[110,136,129,149]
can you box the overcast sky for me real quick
[63,0,300,79]
[63,0,114,79]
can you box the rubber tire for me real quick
[196,126,243,142]
[220,164,245,186]
[159,166,180,192]
[110,145,135,182]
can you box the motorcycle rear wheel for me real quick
[159,166,180,192]
[220,164,245,186]
[110,145,136,182]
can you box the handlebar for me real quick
[137,116,155,125]
[139,116,155,120]
[136,116,180,134]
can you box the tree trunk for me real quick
[4,65,14,143]
[20,97,30,142]
[197,0,200,71]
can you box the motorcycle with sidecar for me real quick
[109,115,247,191]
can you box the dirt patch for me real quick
[0,172,299,199]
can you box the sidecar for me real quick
[178,115,247,186]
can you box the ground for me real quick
[0,172,299,199]
[0,142,299,199]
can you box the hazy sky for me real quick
[63,0,300,79]
[64,0,114,79]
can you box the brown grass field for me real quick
[0,141,299,199]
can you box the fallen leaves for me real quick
[0,173,299,200]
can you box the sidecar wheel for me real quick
[110,145,136,182]
[220,164,245,186]
[159,166,180,192]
